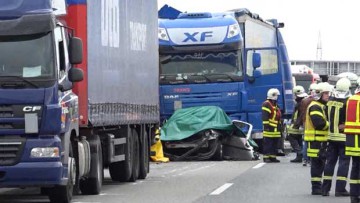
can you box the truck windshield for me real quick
[0,32,55,88]
[160,50,243,84]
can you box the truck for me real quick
[291,64,321,91]
[0,0,159,202]
[158,7,294,147]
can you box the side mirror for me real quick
[252,52,261,69]
[69,37,83,64]
[68,67,84,82]
[253,69,261,78]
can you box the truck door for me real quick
[244,48,284,136]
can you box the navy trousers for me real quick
[350,156,360,197]
[263,137,279,159]
[322,141,350,193]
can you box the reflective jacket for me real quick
[344,94,360,156]
[304,100,329,142]
[288,100,303,135]
[327,97,347,142]
[262,100,281,138]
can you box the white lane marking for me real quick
[209,183,233,195]
[73,202,101,203]
[252,163,266,169]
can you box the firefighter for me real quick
[288,85,308,163]
[299,83,318,166]
[262,88,282,163]
[344,78,360,203]
[322,78,351,197]
[304,82,331,195]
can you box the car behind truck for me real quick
[0,0,159,202]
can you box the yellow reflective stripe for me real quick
[311,177,322,182]
[314,136,328,141]
[328,133,346,142]
[345,121,360,126]
[263,134,281,138]
[323,176,332,180]
[268,123,277,127]
[262,107,271,113]
[307,153,318,157]
[263,155,270,158]
[263,121,270,124]
[337,176,347,181]
[344,128,360,134]
[346,151,360,156]
[269,155,276,158]
[305,130,328,135]
[307,149,319,153]
[269,119,278,124]
[263,131,281,135]
[350,179,360,184]
[322,121,329,130]
[310,111,325,117]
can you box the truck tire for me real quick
[48,144,75,203]
[129,129,140,182]
[138,128,149,179]
[109,127,133,182]
[79,134,103,195]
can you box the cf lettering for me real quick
[23,106,42,112]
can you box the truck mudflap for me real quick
[0,161,63,187]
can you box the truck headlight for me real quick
[227,23,240,38]
[159,28,169,41]
[31,147,59,158]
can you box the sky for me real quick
[157,0,360,61]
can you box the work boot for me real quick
[290,153,302,163]
[263,158,271,163]
[277,149,286,156]
[321,191,329,196]
[335,190,350,197]
[351,196,360,203]
[302,159,307,166]
[311,189,322,195]
[270,157,280,163]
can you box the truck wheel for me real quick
[79,134,103,195]
[138,128,149,179]
[109,127,133,181]
[48,144,75,203]
[129,129,140,182]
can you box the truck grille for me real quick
[0,141,24,166]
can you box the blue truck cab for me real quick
[159,7,294,140]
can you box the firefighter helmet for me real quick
[293,85,308,98]
[309,83,318,95]
[355,78,360,94]
[314,82,332,100]
[334,78,351,99]
[267,88,280,100]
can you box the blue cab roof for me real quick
[159,12,238,29]
[0,0,52,18]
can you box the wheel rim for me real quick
[68,157,76,185]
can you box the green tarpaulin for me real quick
[160,106,240,141]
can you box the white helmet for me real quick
[267,88,280,100]
[309,83,318,96]
[355,78,360,94]
[334,78,351,99]
[313,82,332,100]
[293,85,308,98]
